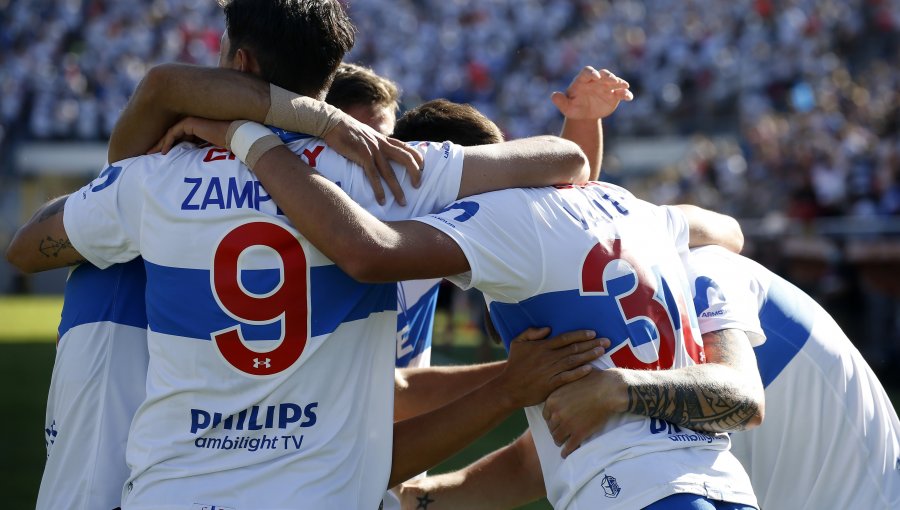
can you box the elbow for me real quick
[723,215,745,254]
[335,247,390,283]
[555,137,590,183]
[6,233,37,274]
[744,398,765,430]
[135,63,179,112]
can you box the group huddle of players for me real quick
[7,1,900,509]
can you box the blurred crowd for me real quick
[0,0,898,219]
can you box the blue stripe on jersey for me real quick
[267,126,314,144]
[144,261,396,341]
[489,285,677,354]
[396,282,440,368]
[57,259,148,339]
[755,276,815,387]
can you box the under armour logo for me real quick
[45,420,58,452]
[253,358,271,369]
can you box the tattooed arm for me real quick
[543,328,764,457]
[396,430,545,510]
[6,195,87,273]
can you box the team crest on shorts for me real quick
[601,474,621,498]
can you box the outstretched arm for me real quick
[554,66,633,179]
[678,204,744,253]
[397,430,545,510]
[154,118,587,282]
[109,64,270,163]
[395,362,505,422]
[542,328,764,457]
[112,64,421,204]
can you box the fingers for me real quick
[561,434,584,458]
[374,144,406,206]
[361,155,387,205]
[510,326,552,343]
[544,329,596,350]
[386,138,423,188]
[551,91,571,115]
[548,364,593,388]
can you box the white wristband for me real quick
[230,122,276,164]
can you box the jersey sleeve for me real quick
[684,248,764,338]
[655,205,690,254]
[63,157,145,269]
[412,189,543,302]
[303,140,464,219]
[403,141,464,216]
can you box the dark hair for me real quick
[325,63,400,112]
[392,99,504,146]
[222,0,355,98]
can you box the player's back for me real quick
[37,259,148,510]
[417,182,756,509]
[63,135,465,510]
[688,246,900,510]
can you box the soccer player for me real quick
[686,246,900,509]
[326,62,401,139]
[7,3,606,508]
[28,258,148,510]
[409,246,900,509]
[175,107,763,508]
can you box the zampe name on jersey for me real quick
[190,402,318,434]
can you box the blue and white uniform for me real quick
[36,259,148,510]
[395,278,439,370]
[62,135,465,510]
[383,279,440,509]
[416,183,757,509]
[686,246,900,510]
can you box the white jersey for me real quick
[37,260,148,510]
[395,279,439,369]
[384,278,441,510]
[416,182,756,510]
[686,246,900,510]
[63,134,465,510]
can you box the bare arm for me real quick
[543,328,764,457]
[113,64,421,203]
[389,328,606,487]
[6,195,86,273]
[397,430,545,510]
[677,204,744,253]
[395,362,505,422]
[554,67,633,180]
[166,118,585,282]
[109,64,270,163]
[456,136,589,199]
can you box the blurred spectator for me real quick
[0,0,897,220]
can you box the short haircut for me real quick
[221,0,355,98]
[392,99,504,146]
[325,63,400,112]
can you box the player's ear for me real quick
[233,48,262,75]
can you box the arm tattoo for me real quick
[416,493,435,509]
[625,329,760,432]
[626,383,756,432]
[38,236,85,264]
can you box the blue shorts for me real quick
[644,493,757,510]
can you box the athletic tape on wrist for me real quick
[265,84,345,137]
[228,121,283,168]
